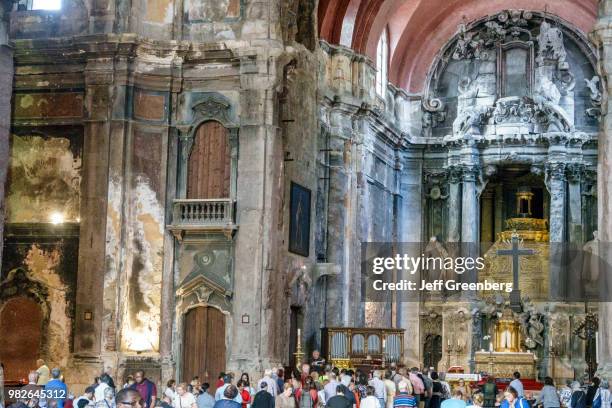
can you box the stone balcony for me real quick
[168,198,237,240]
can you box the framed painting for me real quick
[289,182,311,257]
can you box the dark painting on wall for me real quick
[289,182,311,257]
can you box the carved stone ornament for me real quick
[452,10,534,60]
[585,76,602,119]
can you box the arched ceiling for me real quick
[318,0,598,92]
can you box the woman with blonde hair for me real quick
[276,383,297,408]
[173,383,197,408]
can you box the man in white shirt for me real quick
[369,371,386,408]
[509,372,524,398]
[257,370,279,398]
[324,373,340,402]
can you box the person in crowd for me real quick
[217,376,227,391]
[96,387,116,408]
[237,381,252,408]
[325,386,350,408]
[191,379,203,396]
[45,368,68,408]
[509,375,524,400]
[95,375,114,403]
[593,380,610,408]
[325,374,341,403]
[173,383,197,408]
[384,372,397,408]
[115,389,143,408]
[240,374,256,408]
[369,371,386,408]
[453,381,470,403]
[258,371,279,398]
[130,371,157,408]
[22,371,42,399]
[159,396,173,408]
[275,370,285,397]
[570,382,586,408]
[394,382,417,408]
[252,383,274,408]
[429,373,443,408]
[217,376,243,404]
[166,381,177,401]
[481,378,496,408]
[309,353,326,375]
[74,387,96,408]
[36,361,50,386]
[275,384,296,408]
[559,381,573,408]
[409,369,425,408]
[339,374,356,408]
[299,379,318,408]
[123,377,135,390]
[420,370,432,408]
[196,384,215,408]
[534,377,560,408]
[438,374,450,402]
[466,394,483,408]
[356,374,369,401]
[360,387,381,408]
[501,387,528,408]
[441,391,466,408]
[586,378,601,408]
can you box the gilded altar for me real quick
[474,351,537,378]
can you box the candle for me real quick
[489,342,493,352]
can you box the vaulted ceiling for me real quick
[318,0,598,92]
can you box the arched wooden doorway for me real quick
[0,297,43,382]
[182,306,226,390]
[187,121,231,199]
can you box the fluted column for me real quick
[461,164,480,245]
[593,2,612,377]
[546,162,567,244]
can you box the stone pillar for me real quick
[325,107,362,328]
[546,162,567,244]
[398,149,423,367]
[461,165,480,245]
[593,2,612,377]
[0,26,12,269]
[566,163,584,244]
[447,167,462,243]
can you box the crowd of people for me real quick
[2,355,611,408]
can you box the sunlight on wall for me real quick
[32,0,61,10]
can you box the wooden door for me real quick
[0,297,43,382]
[182,306,226,390]
[187,121,231,199]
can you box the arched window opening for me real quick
[187,121,231,200]
[376,27,389,97]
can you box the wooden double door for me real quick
[182,306,226,390]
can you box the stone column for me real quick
[566,163,584,244]
[546,162,567,300]
[593,2,612,377]
[398,149,423,367]
[461,164,480,245]
[447,167,462,243]
[546,162,567,244]
[0,23,12,269]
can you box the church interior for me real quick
[1,0,612,397]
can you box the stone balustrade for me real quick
[171,198,235,229]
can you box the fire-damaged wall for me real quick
[0,125,82,382]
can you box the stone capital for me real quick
[565,163,585,183]
[546,162,567,182]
